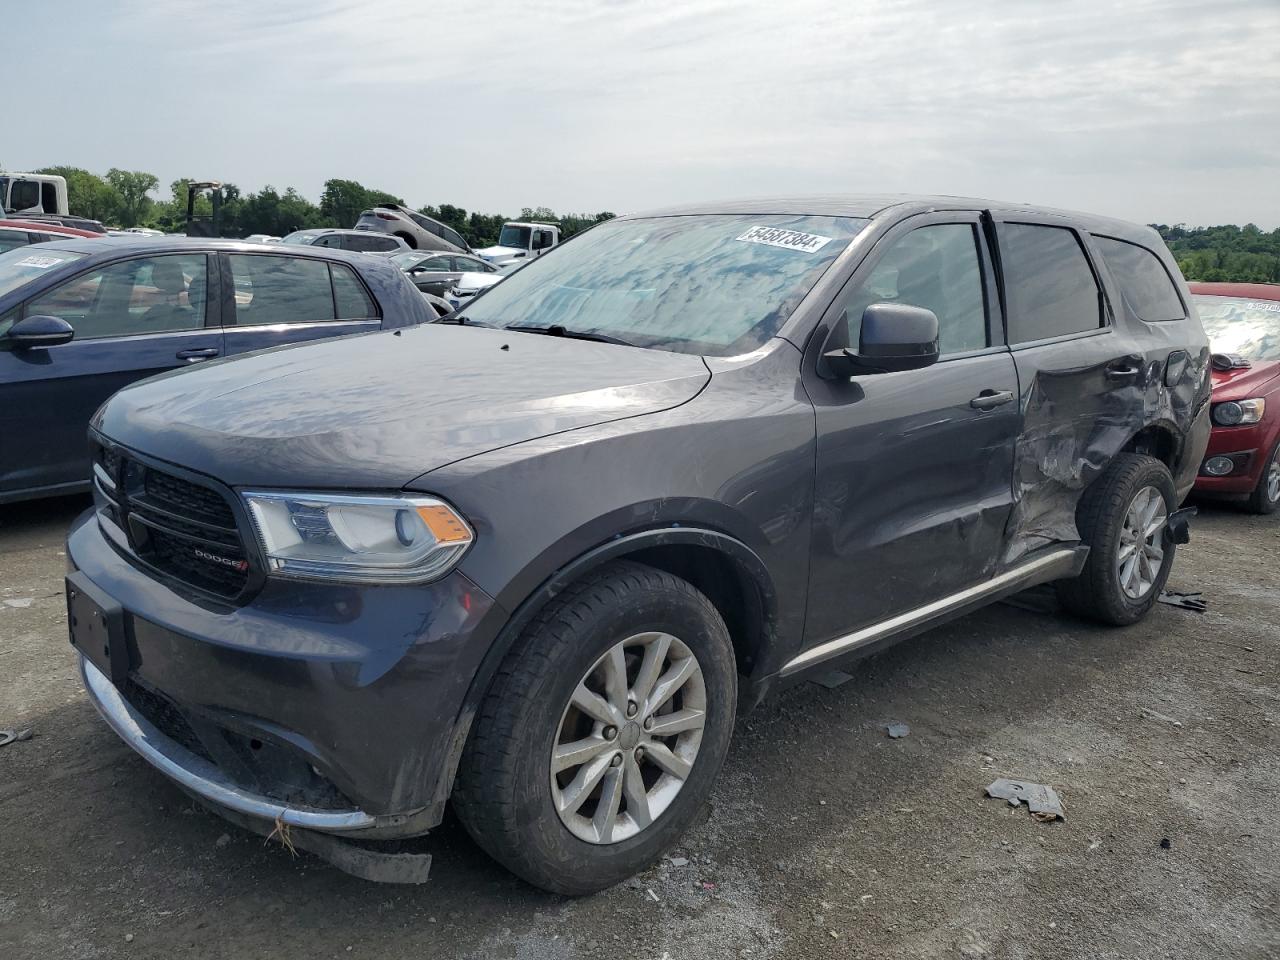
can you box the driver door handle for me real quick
[176,347,219,362]
[970,389,1015,410]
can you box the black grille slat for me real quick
[93,441,251,601]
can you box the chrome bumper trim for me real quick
[79,656,378,832]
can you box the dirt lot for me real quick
[1,494,1277,960]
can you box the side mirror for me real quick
[6,315,75,349]
[823,303,939,377]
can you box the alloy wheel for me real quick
[1117,485,1168,600]
[550,632,707,844]
[1267,446,1280,504]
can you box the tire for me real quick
[1055,453,1177,626]
[394,231,417,249]
[1245,437,1280,515]
[453,560,737,895]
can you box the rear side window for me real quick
[228,255,335,325]
[1093,236,1185,322]
[331,264,378,319]
[1002,224,1103,344]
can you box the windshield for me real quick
[498,225,532,249]
[1194,295,1280,362]
[0,247,87,299]
[281,231,319,245]
[462,214,868,356]
[392,252,428,270]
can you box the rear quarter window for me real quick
[1002,223,1104,344]
[1093,235,1186,322]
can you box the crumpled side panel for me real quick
[1003,343,1211,565]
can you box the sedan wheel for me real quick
[551,631,706,844]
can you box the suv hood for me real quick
[1210,359,1280,401]
[96,325,710,489]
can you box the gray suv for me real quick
[353,204,469,253]
[67,195,1210,894]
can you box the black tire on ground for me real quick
[1245,438,1280,515]
[452,560,738,895]
[1055,453,1178,626]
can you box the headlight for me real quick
[1212,398,1266,427]
[242,491,473,583]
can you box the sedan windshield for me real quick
[461,214,868,356]
[0,247,87,299]
[392,252,429,270]
[1194,295,1280,361]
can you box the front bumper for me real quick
[1193,420,1276,495]
[67,507,501,837]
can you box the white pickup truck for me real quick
[0,173,69,216]
[475,221,560,265]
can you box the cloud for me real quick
[11,0,1280,226]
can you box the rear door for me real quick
[802,212,1021,642]
[220,252,382,355]
[406,255,457,297]
[0,252,222,496]
[988,214,1144,561]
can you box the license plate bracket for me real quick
[66,571,130,684]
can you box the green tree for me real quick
[104,168,159,227]
[319,179,402,229]
[1156,224,1280,283]
[33,165,119,222]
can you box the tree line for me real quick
[1153,223,1280,283]
[32,166,614,248]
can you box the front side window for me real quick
[25,254,207,339]
[462,214,869,356]
[455,256,492,273]
[1194,295,1280,361]
[839,223,988,356]
[1002,223,1104,344]
[1094,236,1185,322]
[420,257,451,272]
[228,254,335,325]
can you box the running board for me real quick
[779,547,1085,677]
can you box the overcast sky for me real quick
[11,0,1280,227]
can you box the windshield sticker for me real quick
[735,225,833,254]
[1247,301,1280,313]
[14,255,63,269]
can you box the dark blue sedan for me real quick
[0,238,435,503]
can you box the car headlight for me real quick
[1212,398,1266,427]
[242,491,473,583]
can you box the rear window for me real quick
[228,254,335,325]
[0,247,88,298]
[1094,236,1185,322]
[1002,223,1103,344]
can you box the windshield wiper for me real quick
[504,324,636,347]
[433,314,492,327]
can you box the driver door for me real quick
[801,212,1021,645]
[0,253,222,498]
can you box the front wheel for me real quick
[1056,453,1177,625]
[453,561,737,894]
[1246,437,1280,515]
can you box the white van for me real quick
[0,173,69,216]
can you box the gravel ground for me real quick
[1,494,1277,960]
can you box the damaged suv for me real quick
[67,196,1210,893]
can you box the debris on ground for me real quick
[1160,837,1172,850]
[887,722,910,739]
[811,670,854,689]
[646,888,660,902]
[1141,707,1183,727]
[985,778,1065,821]
[666,856,689,868]
[1158,590,1208,612]
[215,833,231,848]
[0,728,33,748]
[2,597,34,609]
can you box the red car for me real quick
[1189,281,1280,513]
[0,219,103,254]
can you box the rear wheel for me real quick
[394,231,417,249]
[1056,453,1177,625]
[1245,438,1280,515]
[453,561,737,894]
